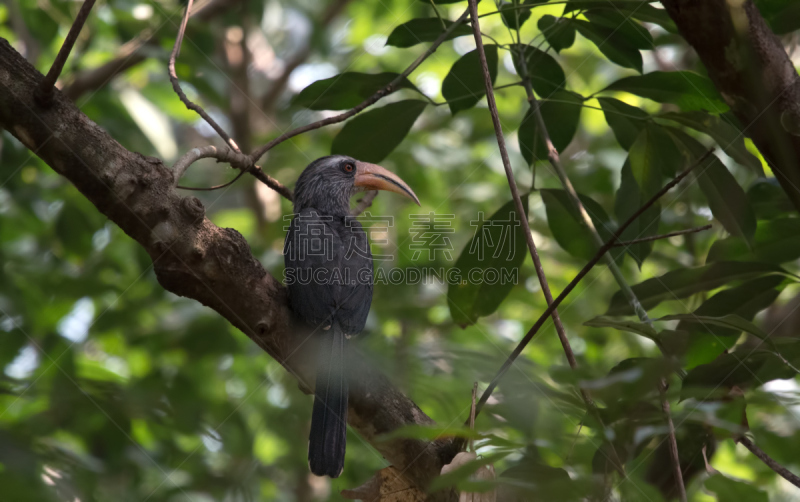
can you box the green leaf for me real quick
[518,90,583,165]
[682,340,800,397]
[572,19,643,73]
[292,72,420,111]
[597,97,649,150]
[606,261,791,316]
[442,45,498,115]
[537,15,576,53]
[674,276,785,366]
[565,1,677,32]
[603,71,728,112]
[500,1,532,30]
[754,0,800,35]
[583,10,653,50]
[386,18,473,48]
[430,452,510,492]
[659,111,763,175]
[660,314,768,340]
[447,198,529,327]
[747,179,795,220]
[510,44,566,96]
[614,159,659,267]
[669,130,756,245]
[704,474,768,502]
[708,218,800,264]
[628,123,682,198]
[540,189,623,262]
[331,100,427,163]
[584,316,658,340]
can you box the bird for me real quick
[284,155,420,478]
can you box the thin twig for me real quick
[737,436,800,488]
[474,149,714,416]
[660,379,688,502]
[351,190,379,216]
[611,224,713,247]
[172,146,292,198]
[247,9,471,164]
[468,7,621,471]
[468,382,477,453]
[36,0,97,106]
[467,0,574,371]
[169,0,240,152]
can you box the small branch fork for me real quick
[168,2,470,197]
[35,0,97,106]
[611,224,712,247]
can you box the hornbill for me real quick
[284,155,420,477]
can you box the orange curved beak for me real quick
[354,161,420,206]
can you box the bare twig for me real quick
[247,9,471,164]
[169,0,240,152]
[36,0,97,106]
[611,224,713,248]
[660,379,688,502]
[351,190,379,216]
[468,382,477,453]
[468,0,572,370]
[475,149,714,415]
[171,146,293,198]
[737,436,800,488]
[468,3,623,472]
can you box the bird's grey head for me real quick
[293,155,420,216]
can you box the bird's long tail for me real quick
[308,323,348,478]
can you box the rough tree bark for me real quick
[661,0,800,211]
[0,37,459,500]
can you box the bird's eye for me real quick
[344,163,354,173]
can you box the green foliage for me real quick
[442,45,498,115]
[518,90,583,164]
[447,198,528,326]
[331,100,427,162]
[293,72,420,110]
[386,18,473,48]
[603,71,728,112]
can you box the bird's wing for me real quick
[284,209,373,334]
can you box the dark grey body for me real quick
[283,155,374,478]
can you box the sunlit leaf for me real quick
[603,71,728,112]
[670,130,756,245]
[584,316,657,340]
[659,111,763,175]
[705,474,768,502]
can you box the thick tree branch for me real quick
[0,37,457,499]
[661,0,800,212]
